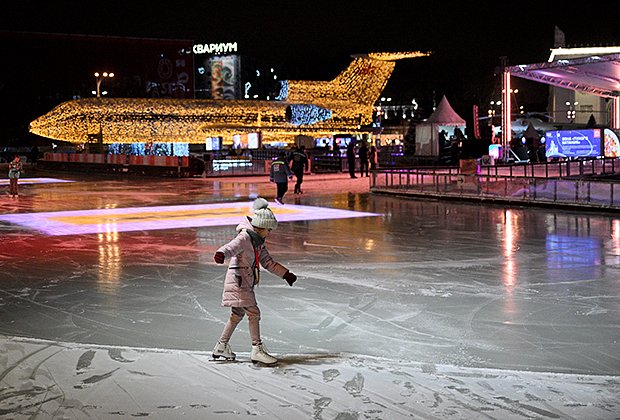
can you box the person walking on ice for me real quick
[212,197,298,365]
[270,151,293,204]
[7,154,23,198]
[290,145,309,194]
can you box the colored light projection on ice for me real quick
[0,178,74,186]
[0,202,380,236]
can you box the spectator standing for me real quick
[291,145,309,194]
[359,141,369,177]
[369,145,378,171]
[270,151,293,204]
[212,197,298,365]
[7,155,22,198]
[346,141,357,178]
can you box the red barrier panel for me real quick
[45,152,69,162]
[153,156,167,166]
[108,155,126,165]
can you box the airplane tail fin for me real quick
[283,52,429,108]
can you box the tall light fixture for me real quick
[501,58,512,159]
[94,71,114,98]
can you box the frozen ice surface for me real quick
[0,171,619,418]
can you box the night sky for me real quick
[2,0,620,125]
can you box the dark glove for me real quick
[283,271,297,286]
[213,251,225,264]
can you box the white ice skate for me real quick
[212,341,236,361]
[250,343,277,365]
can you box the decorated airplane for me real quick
[29,52,429,146]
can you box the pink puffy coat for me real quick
[217,216,289,307]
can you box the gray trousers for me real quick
[219,305,262,345]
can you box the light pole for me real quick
[94,71,114,98]
[566,101,578,122]
[488,100,500,127]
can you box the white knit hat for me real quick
[250,197,278,230]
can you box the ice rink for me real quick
[1,172,619,418]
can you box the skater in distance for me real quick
[270,151,293,205]
[212,197,298,365]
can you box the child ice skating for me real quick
[212,197,297,365]
[270,151,293,204]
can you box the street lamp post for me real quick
[94,71,114,98]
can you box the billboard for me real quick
[195,52,240,99]
[545,129,601,158]
[603,128,620,157]
[231,133,261,150]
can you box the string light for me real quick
[30,52,429,146]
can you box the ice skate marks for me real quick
[0,202,380,236]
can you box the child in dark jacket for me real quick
[212,198,297,365]
[270,152,293,204]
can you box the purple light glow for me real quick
[0,178,74,186]
[0,202,380,236]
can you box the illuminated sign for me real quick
[205,137,220,151]
[488,144,502,159]
[545,129,601,158]
[212,159,252,171]
[193,42,238,55]
[603,128,620,157]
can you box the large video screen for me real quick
[335,137,353,147]
[544,129,601,158]
[315,137,333,148]
[231,133,260,150]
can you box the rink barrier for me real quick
[37,153,318,178]
[38,153,201,177]
[371,160,620,211]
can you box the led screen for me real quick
[206,137,220,151]
[315,137,333,148]
[545,129,601,158]
[247,133,260,149]
[603,128,620,157]
[335,137,353,147]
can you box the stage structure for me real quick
[501,47,620,156]
[29,52,429,147]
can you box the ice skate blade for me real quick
[212,354,236,361]
[251,360,277,367]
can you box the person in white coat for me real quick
[212,197,297,365]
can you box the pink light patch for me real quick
[0,177,74,186]
[0,202,380,236]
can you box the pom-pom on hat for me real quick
[250,197,278,230]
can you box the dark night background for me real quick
[1,0,619,146]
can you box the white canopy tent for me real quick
[415,95,466,156]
